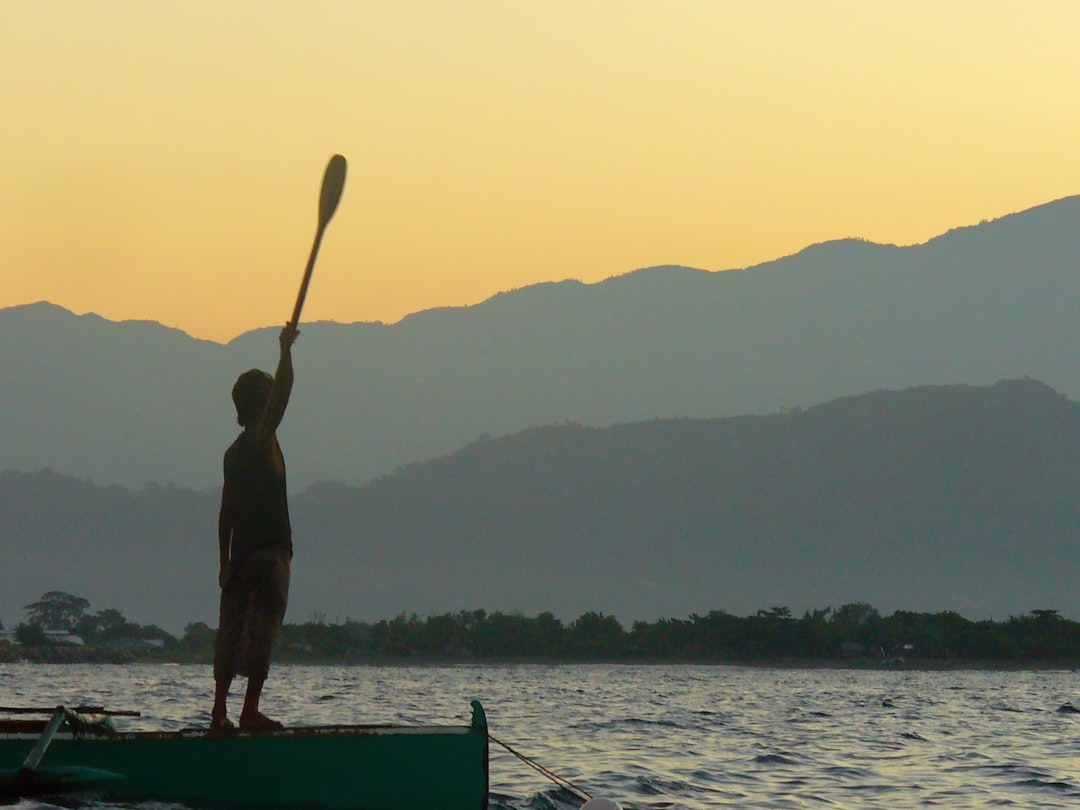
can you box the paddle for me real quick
[288,153,348,331]
[0,706,126,798]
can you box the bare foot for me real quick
[209,715,236,735]
[239,712,284,731]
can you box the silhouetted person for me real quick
[211,324,298,732]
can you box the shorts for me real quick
[213,545,291,681]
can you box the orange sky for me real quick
[3,1,1080,342]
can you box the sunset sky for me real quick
[4,1,1079,342]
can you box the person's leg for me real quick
[211,676,234,730]
[238,549,290,731]
[211,562,247,730]
[241,677,263,715]
[239,676,278,729]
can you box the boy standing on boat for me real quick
[211,324,298,732]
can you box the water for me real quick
[4,663,1080,808]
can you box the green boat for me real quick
[0,701,490,809]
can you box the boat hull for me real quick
[0,702,489,810]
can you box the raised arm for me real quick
[254,324,299,450]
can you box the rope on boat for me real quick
[487,732,592,802]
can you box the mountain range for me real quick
[2,379,1077,633]
[4,196,1080,632]
[3,195,1079,491]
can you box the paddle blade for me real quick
[318,154,348,227]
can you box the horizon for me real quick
[5,2,1080,342]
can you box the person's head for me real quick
[232,369,273,427]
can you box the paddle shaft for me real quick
[288,226,328,331]
[287,154,347,331]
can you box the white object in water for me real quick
[581,799,623,810]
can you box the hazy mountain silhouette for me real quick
[2,195,1079,491]
[2,379,1077,632]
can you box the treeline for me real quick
[258,604,1080,664]
[7,593,1080,666]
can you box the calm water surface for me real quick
[4,663,1080,808]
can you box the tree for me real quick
[534,611,564,656]
[15,623,48,646]
[23,591,90,631]
[472,612,534,657]
[757,606,793,620]
[831,602,883,654]
[175,622,216,657]
[797,607,838,657]
[567,612,626,657]
[831,602,879,627]
[95,608,130,639]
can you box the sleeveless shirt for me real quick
[223,429,292,562]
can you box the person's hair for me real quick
[232,369,273,426]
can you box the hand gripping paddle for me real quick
[288,154,348,331]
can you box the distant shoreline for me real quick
[2,648,1078,672]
